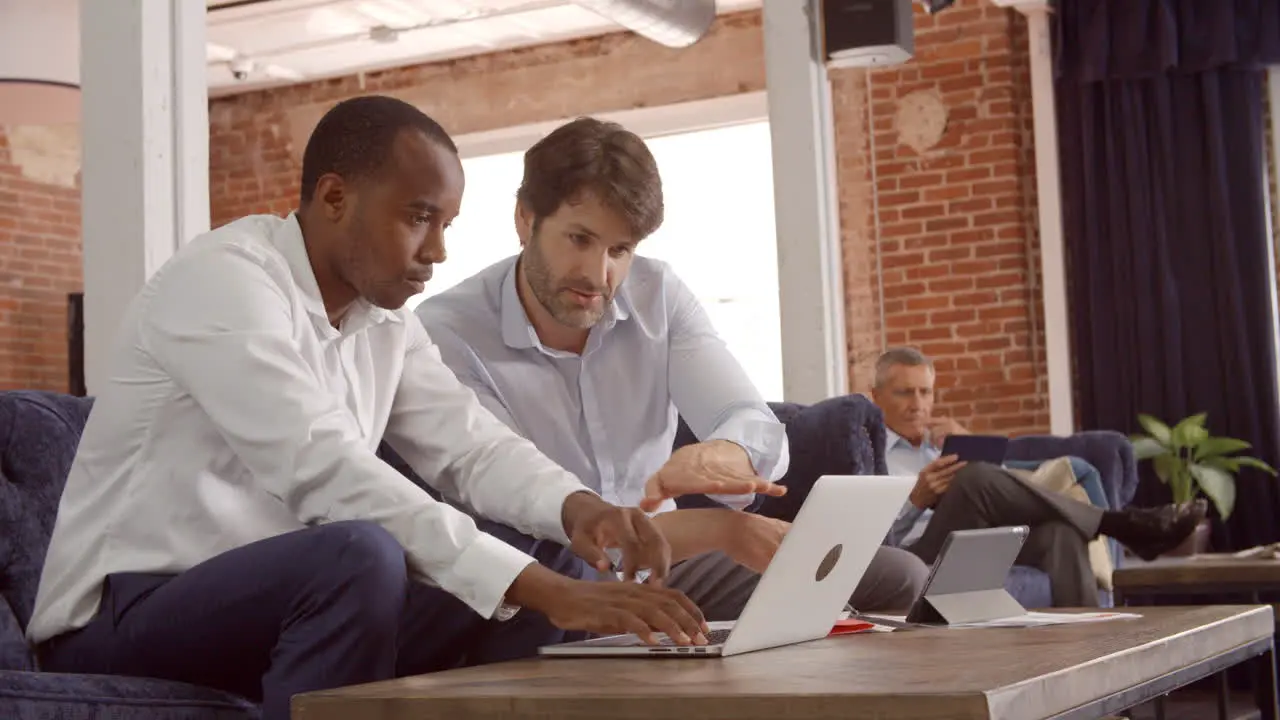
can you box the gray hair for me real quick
[873,347,934,389]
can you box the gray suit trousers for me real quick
[905,462,1103,607]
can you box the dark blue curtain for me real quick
[1056,0,1280,550]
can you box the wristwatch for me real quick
[494,602,521,622]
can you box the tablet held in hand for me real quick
[940,434,1009,465]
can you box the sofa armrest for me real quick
[1006,430,1138,511]
[675,396,888,520]
[672,402,804,512]
[0,601,32,672]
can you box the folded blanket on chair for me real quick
[1004,456,1115,591]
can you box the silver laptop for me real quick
[538,474,915,658]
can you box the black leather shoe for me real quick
[1101,499,1208,562]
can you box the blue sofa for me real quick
[675,395,1140,609]
[0,391,260,719]
[1,390,1139,719]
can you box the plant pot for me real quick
[1160,518,1213,557]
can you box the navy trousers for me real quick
[38,520,590,720]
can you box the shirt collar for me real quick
[885,426,935,453]
[885,427,908,452]
[275,213,402,333]
[498,255,632,351]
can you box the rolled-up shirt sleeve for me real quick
[143,243,585,620]
[885,502,925,548]
[664,268,790,510]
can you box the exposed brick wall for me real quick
[836,1,1047,434]
[0,126,82,392]
[209,4,1048,434]
[209,12,766,227]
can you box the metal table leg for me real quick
[1257,641,1278,720]
[1218,671,1231,720]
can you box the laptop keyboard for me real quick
[659,627,732,646]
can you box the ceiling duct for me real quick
[0,0,80,125]
[569,0,717,48]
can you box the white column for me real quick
[80,0,210,395]
[993,0,1074,434]
[762,0,848,404]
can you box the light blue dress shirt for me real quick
[415,255,790,516]
[884,428,939,548]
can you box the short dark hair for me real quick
[299,95,458,206]
[517,117,663,239]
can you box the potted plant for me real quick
[1130,413,1276,556]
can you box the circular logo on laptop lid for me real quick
[815,544,843,582]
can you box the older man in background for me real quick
[870,347,1206,606]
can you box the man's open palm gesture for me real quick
[640,440,786,512]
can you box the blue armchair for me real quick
[0,391,261,719]
[0,391,493,719]
[673,395,1140,608]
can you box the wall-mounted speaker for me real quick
[821,0,915,69]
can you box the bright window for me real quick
[409,120,783,401]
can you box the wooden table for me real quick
[1114,555,1280,720]
[1114,555,1280,606]
[293,606,1276,720]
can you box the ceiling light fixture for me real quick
[569,0,716,48]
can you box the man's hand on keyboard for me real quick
[561,491,672,583]
[507,564,709,646]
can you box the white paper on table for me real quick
[945,611,1142,629]
[859,611,1141,629]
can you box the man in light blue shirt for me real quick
[872,347,1207,606]
[418,117,929,618]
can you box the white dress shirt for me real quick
[415,255,789,516]
[27,214,592,644]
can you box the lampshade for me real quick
[0,0,80,125]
